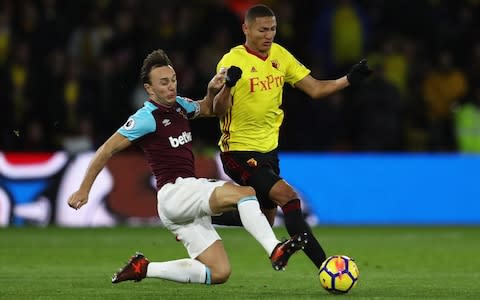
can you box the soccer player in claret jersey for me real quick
[67,49,307,286]
[212,4,372,270]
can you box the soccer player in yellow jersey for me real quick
[212,4,372,269]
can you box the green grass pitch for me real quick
[1,226,479,299]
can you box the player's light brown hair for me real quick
[140,49,173,84]
[245,4,275,24]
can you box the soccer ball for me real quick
[318,255,359,294]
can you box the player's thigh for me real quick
[248,166,282,208]
[166,215,222,259]
[158,177,226,223]
[209,183,255,214]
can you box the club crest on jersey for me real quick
[246,158,258,167]
[176,107,187,119]
[123,118,135,130]
[271,59,279,69]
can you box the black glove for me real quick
[225,66,242,87]
[346,59,373,86]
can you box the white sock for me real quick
[146,259,211,284]
[237,196,280,255]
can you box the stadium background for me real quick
[1,0,479,226]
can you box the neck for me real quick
[244,43,268,60]
[150,98,173,108]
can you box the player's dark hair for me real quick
[140,49,173,84]
[245,4,275,23]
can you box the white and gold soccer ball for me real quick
[318,255,359,294]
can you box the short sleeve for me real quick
[117,106,156,141]
[282,48,311,87]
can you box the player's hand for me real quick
[225,66,242,87]
[347,59,372,86]
[67,190,89,210]
[208,67,228,94]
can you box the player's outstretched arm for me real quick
[67,132,131,210]
[295,75,349,99]
[295,59,372,99]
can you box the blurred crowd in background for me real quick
[1,0,480,153]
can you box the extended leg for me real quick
[271,180,327,268]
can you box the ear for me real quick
[242,23,248,35]
[144,83,153,96]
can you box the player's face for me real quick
[145,66,177,106]
[244,16,276,55]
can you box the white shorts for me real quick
[157,177,227,258]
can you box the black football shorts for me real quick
[220,150,282,209]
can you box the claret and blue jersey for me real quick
[118,96,200,190]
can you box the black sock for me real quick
[211,210,243,226]
[282,199,326,269]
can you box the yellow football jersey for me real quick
[216,43,310,152]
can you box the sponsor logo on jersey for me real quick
[168,131,192,148]
[249,75,284,92]
[251,66,257,73]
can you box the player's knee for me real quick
[285,189,299,202]
[211,264,232,284]
[275,192,299,206]
[232,186,257,205]
[271,183,298,205]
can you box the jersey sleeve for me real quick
[282,47,311,87]
[176,96,200,119]
[117,108,156,141]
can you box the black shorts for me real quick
[220,150,282,209]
